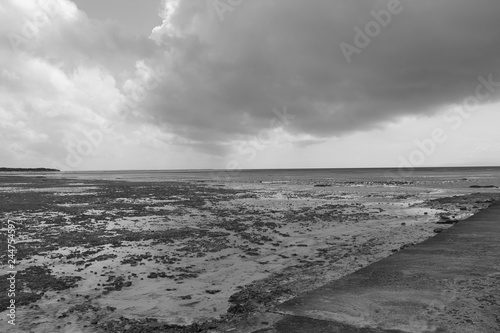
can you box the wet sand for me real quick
[243,201,500,333]
[0,173,499,332]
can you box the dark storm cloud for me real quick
[142,0,500,151]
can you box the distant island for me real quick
[0,167,60,172]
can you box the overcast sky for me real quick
[1,0,500,171]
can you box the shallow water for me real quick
[39,166,500,184]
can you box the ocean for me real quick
[44,166,500,184]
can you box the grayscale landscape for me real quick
[1,0,500,332]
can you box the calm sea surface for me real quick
[42,167,500,184]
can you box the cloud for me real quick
[2,0,500,169]
[141,0,500,150]
[0,0,151,168]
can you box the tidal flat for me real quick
[0,172,499,332]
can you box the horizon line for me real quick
[26,165,500,172]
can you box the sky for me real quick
[1,0,500,171]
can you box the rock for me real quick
[147,272,158,279]
[433,228,444,233]
[206,290,221,294]
[437,220,459,224]
[470,185,497,188]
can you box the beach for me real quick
[1,168,499,332]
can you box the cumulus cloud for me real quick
[142,0,500,149]
[0,0,157,169]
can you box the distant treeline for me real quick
[0,167,60,172]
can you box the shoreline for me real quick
[259,200,500,333]
[0,174,499,332]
